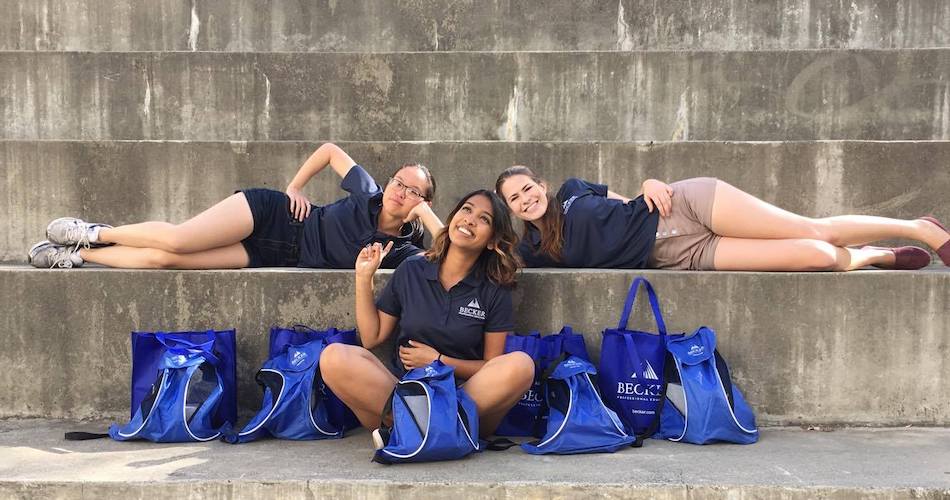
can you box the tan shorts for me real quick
[647,177,720,270]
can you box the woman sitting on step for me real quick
[320,190,534,442]
[28,143,443,270]
[495,166,950,271]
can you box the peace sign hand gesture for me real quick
[355,241,394,280]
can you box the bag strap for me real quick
[617,277,667,336]
[621,334,648,381]
[484,437,519,451]
[630,351,675,448]
[64,431,108,440]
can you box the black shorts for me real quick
[238,188,306,268]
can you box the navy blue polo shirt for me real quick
[518,178,659,268]
[376,255,515,373]
[299,165,423,269]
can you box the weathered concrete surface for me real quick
[0,267,948,425]
[2,50,950,141]
[3,140,949,263]
[0,421,949,499]
[3,0,950,52]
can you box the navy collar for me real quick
[525,223,542,246]
[422,257,484,288]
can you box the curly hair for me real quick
[495,166,564,263]
[424,190,521,288]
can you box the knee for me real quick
[320,344,368,382]
[799,240,840,271]
[809,219,841,245]
[162,230,193,254]
[142,248,179,269]
[489,352,535,393]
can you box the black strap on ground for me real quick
[630,351,675,448]
[64,431,109,440]
[484,437,519,451]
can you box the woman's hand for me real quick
[355,241,393,280]
[641,179,674,217]
[403,202,432,224]
[399,340,439,370]
[285,185,312,222]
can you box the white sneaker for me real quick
[28,240,84,268]
[46,217,112,249]
[371,428,390,450]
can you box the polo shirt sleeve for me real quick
[381,243,425,269]
[340,164,382,202]
[484,287,515,332]
[557,178,608,202]
[375,266,403,317]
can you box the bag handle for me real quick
[617,277,667,336]
[154,331,220,365]
[621,333,648,381]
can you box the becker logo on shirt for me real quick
[458,298,486,320]
[561,195,579,214]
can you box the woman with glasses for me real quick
[29,143,443,270]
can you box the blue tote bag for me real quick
[598,277,676,437]
[268,325,360,432]
[496,326,590,437]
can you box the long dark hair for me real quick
[392,163,436,241]
[424,190,521,288]
[494,166,563,263]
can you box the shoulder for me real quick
[557,177,607,202]
[341,164,382,198]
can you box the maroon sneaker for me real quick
[920,216,950,266]
[868,246,931,270]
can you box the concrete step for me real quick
[4,139,949,263]
[4,0,949,52]
[2,50,949,141]
[2,266,948,425]
[0,419,948,498]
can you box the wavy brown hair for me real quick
[494,166,564,263]
[424,190,521,288]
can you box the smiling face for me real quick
[498,174,549,222]
[380,166,430,218]
[448,194,496,251]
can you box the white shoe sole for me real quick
[371,428,386,450]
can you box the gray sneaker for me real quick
[46,217,112,248]
[28,240,84,268]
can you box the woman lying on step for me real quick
[495,166,950,271]
[28,143,443,270]
[320,190,534,442]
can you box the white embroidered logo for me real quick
[291,350,307,366]
[629,360,660,380]
[688,345,705,357]
[458,297,486,320]
[562,195,579,214]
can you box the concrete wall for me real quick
[4,140,948,263]
[2,51,949,141]
[2,267,947,426]
[4,0,949,52]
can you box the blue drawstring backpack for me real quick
[106,330,237,442]
[655,327,758,445]
[223,327,357,443]
[496,326,590,437]
[598,277,679,438]
[521,355,635,455]
[267,325,360,433]
[373,360,481,464]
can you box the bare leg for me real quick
[320,344,398,429]
[97,193,255,253]
[462,352,534,438]
[713,237,894,271]
[709,180,949,250]
[80,243,250,269]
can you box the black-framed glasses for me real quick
[387,177,427,201]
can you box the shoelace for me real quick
[49,247,75,269]
[63,221,93,251]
